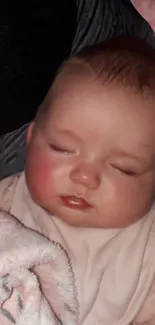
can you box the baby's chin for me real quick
[42,205,139,229]
[46,205,95,228]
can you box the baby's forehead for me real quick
[51,59,154,111]
[51,70,155,122]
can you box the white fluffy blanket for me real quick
[0,211,78,325]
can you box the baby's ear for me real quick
[26,122,35,144]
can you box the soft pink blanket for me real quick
[0,211,78,325]
[131,0,155,32]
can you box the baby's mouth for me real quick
[60,195,91,210]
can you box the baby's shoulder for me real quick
[0,173,20,212]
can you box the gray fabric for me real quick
[0,0,154,180]
[0,124,28,179]
[72,0,154,54]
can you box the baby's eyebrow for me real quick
[116,149,151,166]
[136,141,155,160]
[54,128,80,141]
[58,130,75,136]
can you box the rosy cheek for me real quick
[26,145,57,201]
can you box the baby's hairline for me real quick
[35,37,155,125]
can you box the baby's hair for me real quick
[36,36,155,125]
[76,36,155,90]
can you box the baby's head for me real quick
[26,37,155,228]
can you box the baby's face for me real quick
[26,71,155,228]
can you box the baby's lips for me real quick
[60,195,91,210]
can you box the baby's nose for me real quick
[70,164,100,189]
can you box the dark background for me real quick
[0,0,76,134]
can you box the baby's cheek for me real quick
[26,146,57,202]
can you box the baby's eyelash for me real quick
[111,164,137,177]
[50,144,65,152]
[119,169,137,177]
